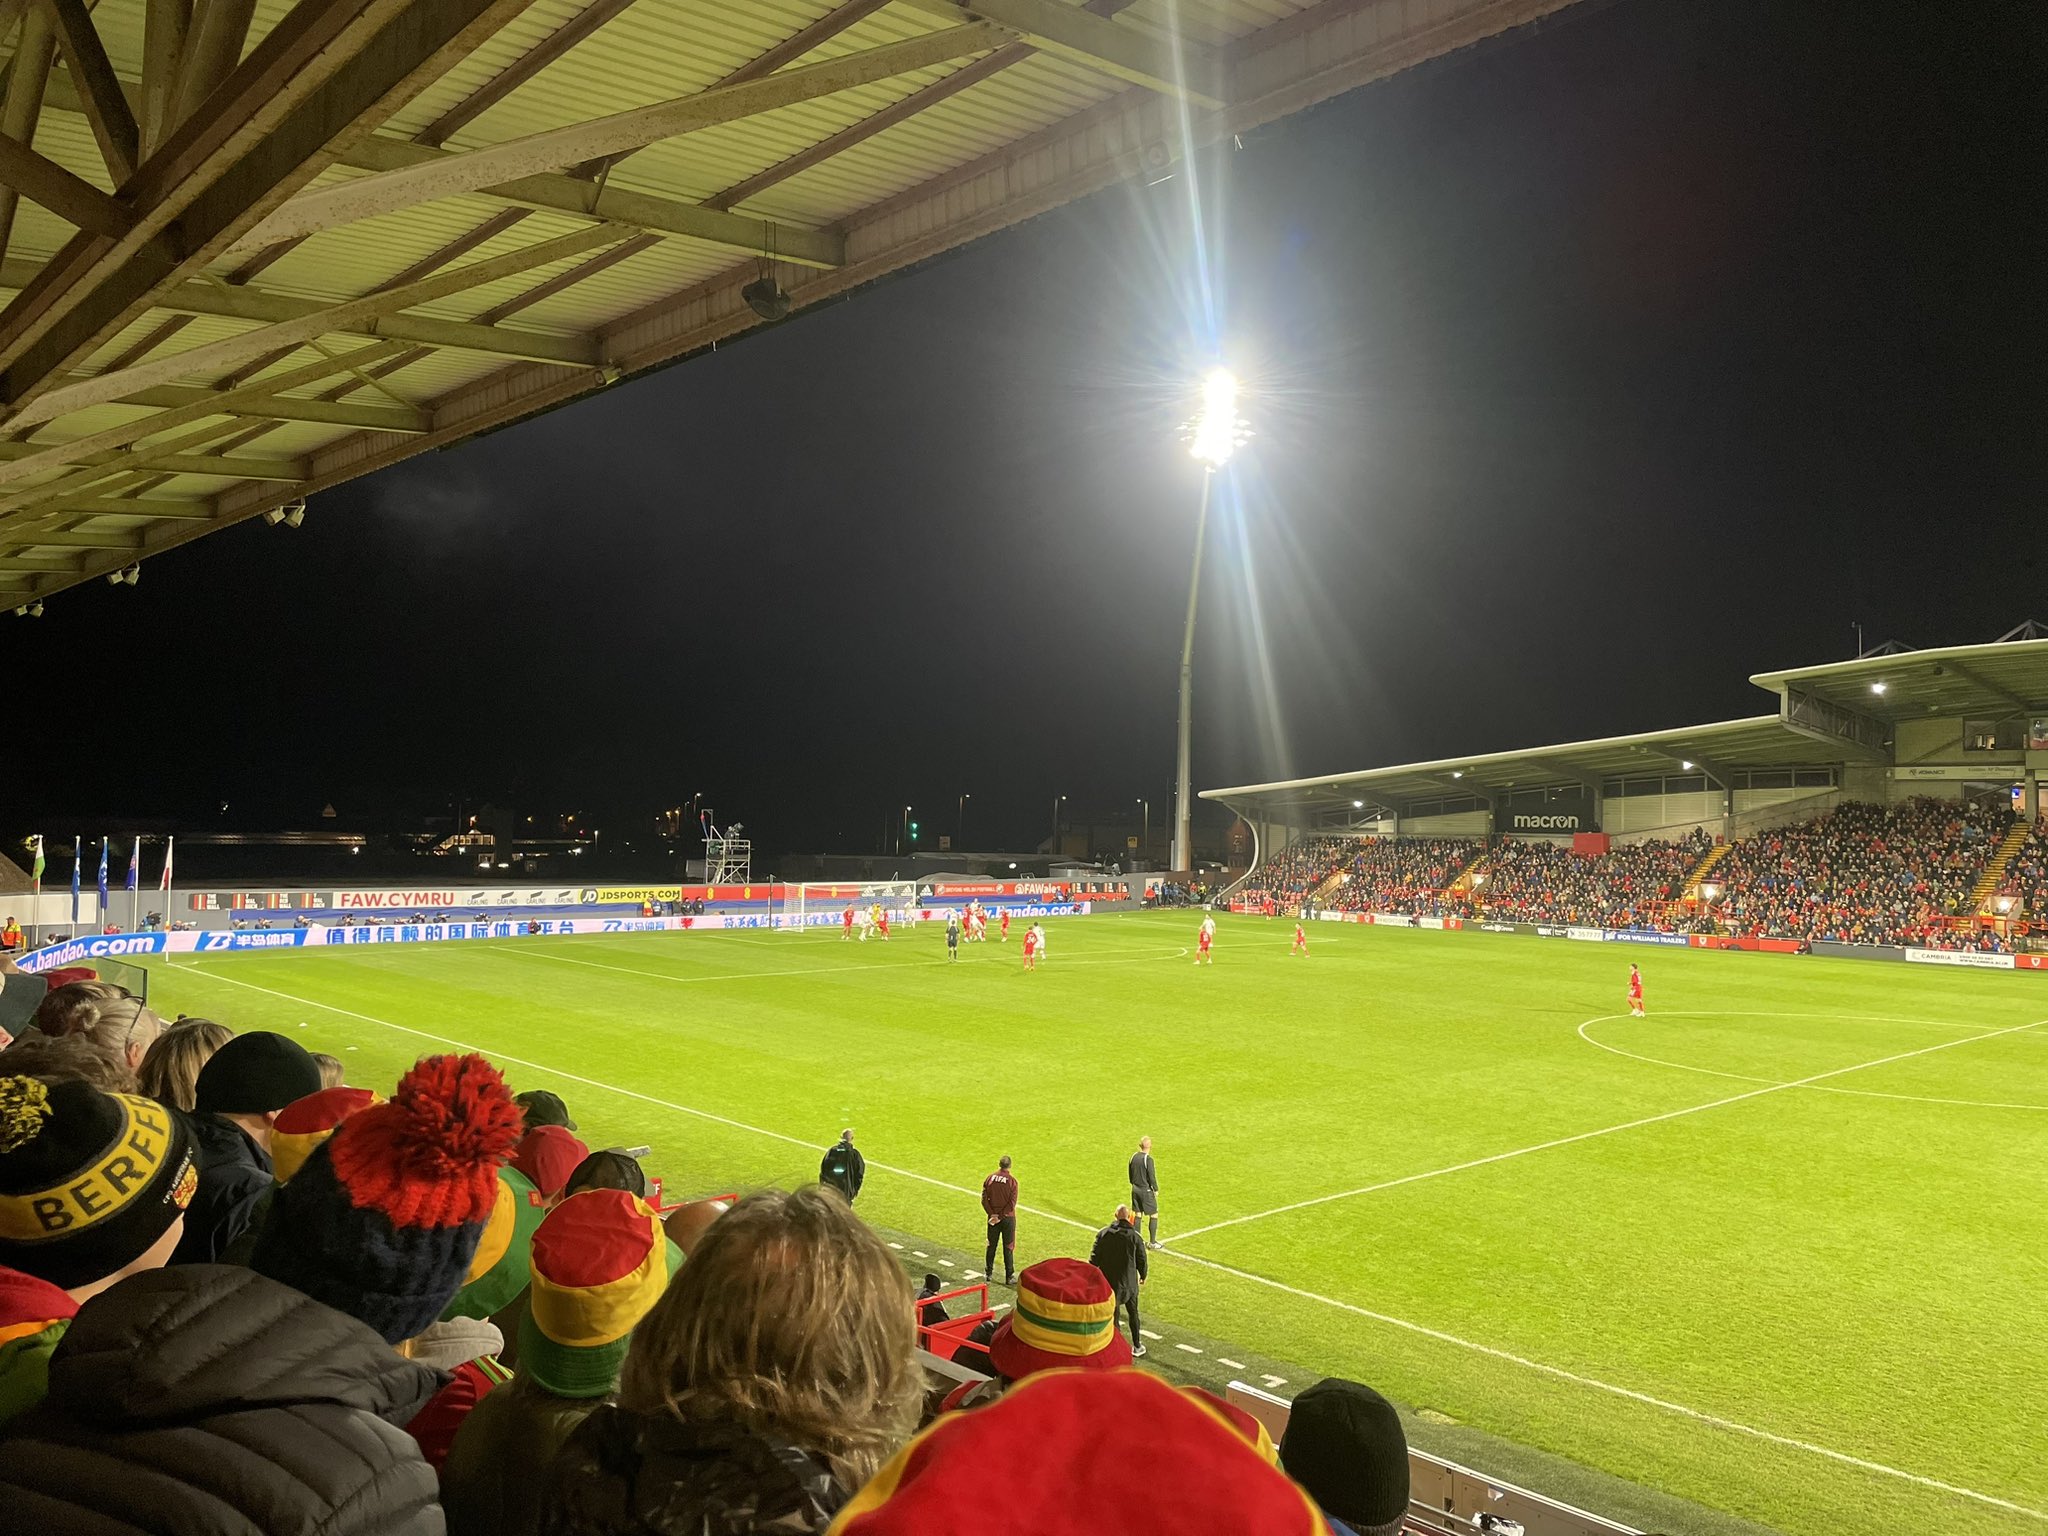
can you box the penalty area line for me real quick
[1167,1015,2047,1244]
[163,965,2043,1521]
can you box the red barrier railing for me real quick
[914,1281,995,1361]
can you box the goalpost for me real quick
[775,881,921,932]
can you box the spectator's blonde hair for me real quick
[0,1032,141,1093]
[137,1018,235,1111]
[32,982,161,1073]
[310,1052,345,1090]
[618,1184,920,1484]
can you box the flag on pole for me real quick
[29,835,43,888]
[70,836,80,925]
[126,837,140,893]
[97,838,109,915]
[160,835,175,892]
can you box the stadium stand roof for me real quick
[1205,636,2048,820]
[0,0,1581,609]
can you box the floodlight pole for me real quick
[1170,470,1215,875]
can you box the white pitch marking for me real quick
[1172,1246,2042,1523]
[1217,1358,1246,1370]
[1139,1329,1163,1340]
[1175,1343,1203,1354]
[1577,1013,2048,1111]
[937,1260,953,1268]
[164,963,2044,1522]
[1168,1015,2048,1243]
[911,1251,928,1259]
[887,1243,903,1250]
[170,965,1101,1238]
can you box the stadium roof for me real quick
[1750,636,2048,726]
[1199,715,1846,819]
[0,0,1580,609]
[1204,635,2048,819]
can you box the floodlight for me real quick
[106,563,140,586]
[1352,799,1364,809]
[1680,761,1693,771]
[1451,770,1463,779]
[1871,681,1888,695]
[263,500,306,528]
[1186,367,1248,468]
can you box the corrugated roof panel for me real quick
[510,237,738,333]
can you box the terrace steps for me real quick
[1970,821,2033,911]
[1680,841,1733,902]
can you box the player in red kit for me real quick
[1627,963,1645,1017]
[1291,921,1310,956]
[877,907,891,941]
[999,908,1010,942]
[1196,915,1215,965]
[1021,924,1039,970]
[841,905,855,940]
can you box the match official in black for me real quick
[1129,1134,1160,1248]
[820,1127,865,1203]
[1090,1204,1149,1356]
[981,1154,1019,1285]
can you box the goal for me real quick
[776,881,920,932]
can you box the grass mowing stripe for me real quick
[1577,1014,2048,1110]
[1169,1014,2046,1244]
[1165,1245,2048,1524]
[168,961,1100,1238]
[161,955,2046,1525]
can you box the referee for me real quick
[1128,1135,1160,1249]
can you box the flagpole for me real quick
[28,834,42,949]
[130,837,140,934]
[70,835,80,935]
[162,835,175,935]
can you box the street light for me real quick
[1138,797,1149,857]
[901,805,912,856]
[1051,794,1066,857]
[1172,366,1247,873]
[958,792,970,845]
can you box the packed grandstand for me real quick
[1236,798,2026,951]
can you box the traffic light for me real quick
[909,821,920,841]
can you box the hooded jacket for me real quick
[0,1263,447,1536]
[536,1402,853,1536]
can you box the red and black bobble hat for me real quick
[250,1053,521,1343]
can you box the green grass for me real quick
[138,913,2047,1536]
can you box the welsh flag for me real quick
[29,835,43,888]
[159,835,174,892]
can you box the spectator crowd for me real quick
[1251,798,2031,946]
[1706,798,2011,948]
[0,963,1419,1536]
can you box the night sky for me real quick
[10,0,2044,855]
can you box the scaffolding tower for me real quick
[703,818,751,884]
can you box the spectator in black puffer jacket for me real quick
[537,1185,923,1536]
[0,1263,445,1536]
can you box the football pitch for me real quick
[139,912,2044,1536]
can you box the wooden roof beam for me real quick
[236,22,1010,246]
[898,0,1226,107]
[16,224,625,425]
[43,0,138,184]
[0,0,537,415]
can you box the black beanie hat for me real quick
[0,1077,198,1290]
[1278,1377,1411,1534]
[514,1089,576,1132]
[194,1031,323,1115]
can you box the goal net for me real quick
[776,881,920,932]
